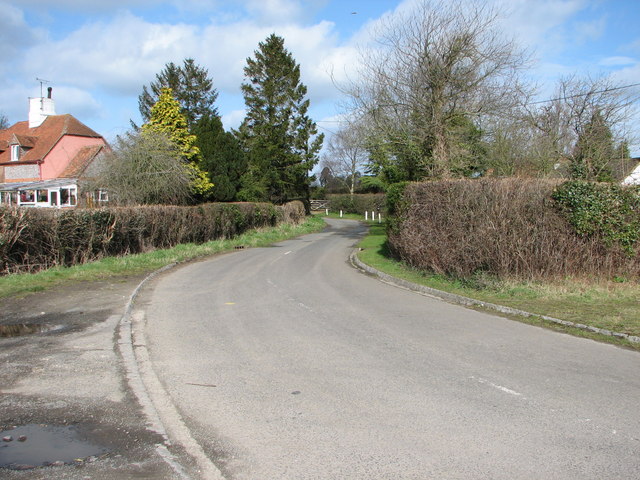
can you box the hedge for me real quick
[327,194,386,215]
[0,201,306,274]
[387,178,640,282]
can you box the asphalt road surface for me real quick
[138,218,640,479]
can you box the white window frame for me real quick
[10,144,20,162]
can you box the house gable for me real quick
[0,114,107,183]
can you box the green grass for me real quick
[313,211,381,222]
[357,222,640,350]
[0,216,326,300]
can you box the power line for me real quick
[526,81,640,105]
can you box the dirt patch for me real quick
[0,274,190,479]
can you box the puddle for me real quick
[0,324,57,338]
[0,424,108,470]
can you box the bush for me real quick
[0,201,304,274]
[388,178,640,282]
[552,181,640,254]
[327,194,386,215]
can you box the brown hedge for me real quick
[388,178,640,281]
[0,201,305,274]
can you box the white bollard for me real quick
[372,211,376,221]
[365,211,368,221]
[378,213,382,223]
[325,208,328,216]
[340,210,343,218]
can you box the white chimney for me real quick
[29,87,56,128]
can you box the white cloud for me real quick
[494,0,589,56]
[573,15,606,44]
[243,0,305,24]
[600,56,637,67]
[50,86,102,121]
[0,1,44,62]
[221,109,246,130]
[16,0,166,12]
[22,12,200,95]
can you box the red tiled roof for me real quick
[13,134,37,148]
[59,144,105,178]
[0,114,103,166]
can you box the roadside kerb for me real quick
[117,261,226,480]
[350,249,640,344]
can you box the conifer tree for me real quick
[571,110,615,182]
[139,58,218,128]
[194,113,247,202]
[142,88,213,197]
[239,34,324,205]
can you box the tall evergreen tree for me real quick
[571,110,615,182]
[239,34,324,205]
[139,58,218,128]
[142,88,213,198]
[194,113,247,202]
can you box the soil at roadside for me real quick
[0,275,187,479]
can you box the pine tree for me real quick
[139,58,218,128]
[142,88,213,197]
[194,113,247,202]
[239,34,324,205]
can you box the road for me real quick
[137,218,640,479]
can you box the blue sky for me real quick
[2,0,639,152]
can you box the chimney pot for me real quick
[47,87,52,99]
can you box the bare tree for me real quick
[343,0,530,179]
[0,113,9,130]
[93,130,193,206]
[523,74,638,178]
[321,124,368,195]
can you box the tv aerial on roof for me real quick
[36,77,51,98]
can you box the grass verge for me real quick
[357,222,640,350]
[0,216,326,300]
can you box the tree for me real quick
[142,88,213,198]
[93,130,193,206]
[193,113,247,202]
[522,74,637,179]
[138,58,218,128]
[239,34,324,205]
[321,124,368,195]
[343,0,530,179]
[571,110,615,181]
[0,113,8,130]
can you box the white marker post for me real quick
[340,210,343,218]
[378,213,382,223]
[365,211,368,221]
[325,208,328,216]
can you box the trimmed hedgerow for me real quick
[0,201,305,274]
[327,194,386,215]
[387,178,639,282]
[552,181,640,255]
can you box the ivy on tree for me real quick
[138,58,218,128]
[238,33,324,205]
[570,110,616,182]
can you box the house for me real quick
[621,159,640,185]
[0,88,109,207]
[612,157,640,186]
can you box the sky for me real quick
[2,0,640,153]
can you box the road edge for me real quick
[116,262,226,480]
[349,250,640,344]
